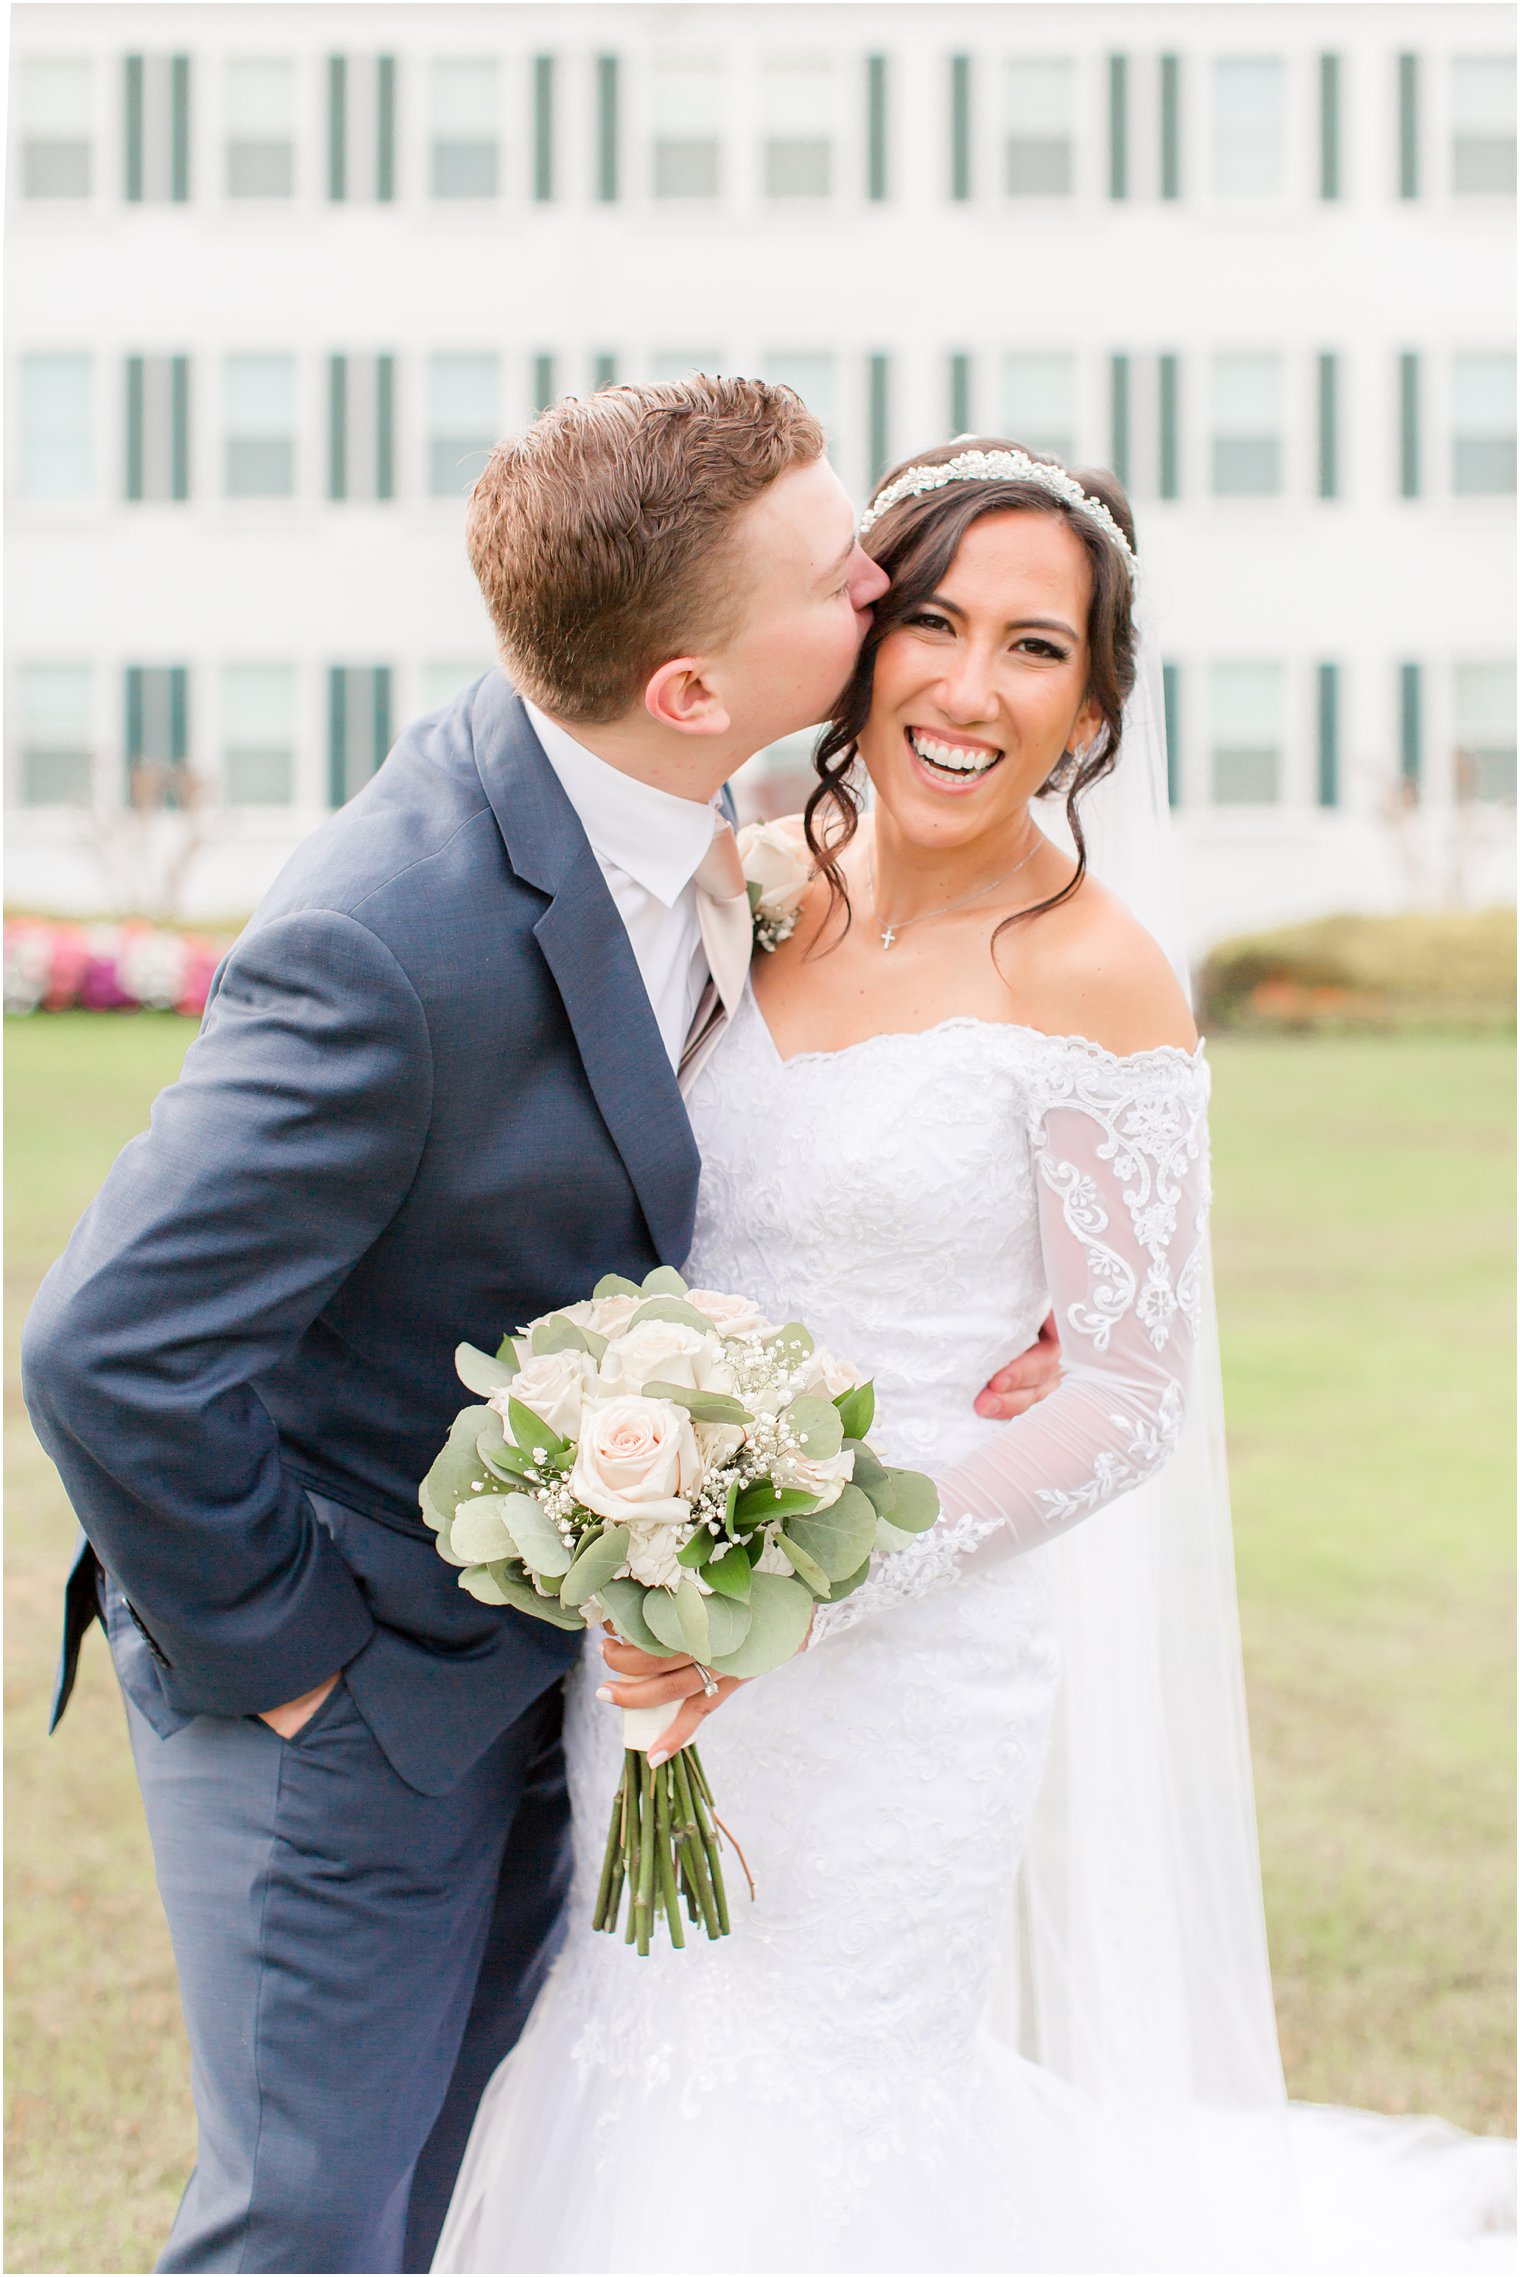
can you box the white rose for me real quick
[556,1293,642,1339]
[683,1287,775,1339]
[622,1520,690,1590]
[775,1440,856,1510]
[568,1395,702,1526]
[492,1349,594,1442]
[596,1320,738,1403]
[797,1342,865,1401]
[736,819,813,924]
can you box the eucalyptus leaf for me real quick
[450,1495,523,1566]
[560,1524,630,1608]
[768,1320,815,1363]
[707,1573,814,1678]
[824,1555,874,1603]
[643,1581,752,1661]
[675,1574,710,1661]
[785,1483,879,1580]
[507,1397,567,1463]
[746,879,763,913]
[723,1477,741,1536]
[627,1297,717,1337]
[477,1431,533,1485]
[422,1405,499,1522]
[777,1531,832,1598]
[784,1395,844,1461]
[418,1479,447,1536]
[734,1483,820,1523]
[455,1342,517,1399]
[881,1468,940,1534]
[704,1545,752,1602]
[849,1442,897,1518]
[458,1564,508,1606]
[676,1529,714,1569]
[593,1273,642,1299]
[641,1380,751,1425]
[497,1490,574,1576]
[483,1560,586,1629]
[578,1325,609,1362]
[492,1335,522,1375]
[833,1379,876,1440]
[597,1577,681,1657]
[640,1266,689,1297]
[874,1514,918,1554]
[530,1315,590,1359]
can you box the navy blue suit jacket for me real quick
[22,675,707,1794]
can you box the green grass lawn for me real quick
[5,1016,1514,2274]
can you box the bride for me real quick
[434,442,1513,2274]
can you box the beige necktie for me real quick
[680,818,752,1092]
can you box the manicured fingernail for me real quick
[595,1687,612,1702]
[648,1750,667,1767]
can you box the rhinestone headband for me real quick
[858,447,1137,582]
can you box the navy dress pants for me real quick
[117,1640,571,2275]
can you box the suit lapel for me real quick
[470,678,701,1265]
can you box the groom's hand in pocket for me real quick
[974,1310,1061,1420]
[258,1671,340,1739]
[596,1631,746,1765]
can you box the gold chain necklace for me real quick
[868,833,1045,950]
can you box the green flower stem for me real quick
[685,1755,731,1936]
[653,1766,686,1948]
[634,1755,658,1957]
[592,1773,625,1932]
[623,1752,642,1945]
[672,1750,723,1940]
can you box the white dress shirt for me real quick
[523,699,717,1069]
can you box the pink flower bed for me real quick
[4,918,221,1018]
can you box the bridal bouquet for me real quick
[420,1266,938,1955]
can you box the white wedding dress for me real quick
[435,988,1514,2276]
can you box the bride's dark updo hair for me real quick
[805,437,1139,935]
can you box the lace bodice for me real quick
[683,988,1211,1642]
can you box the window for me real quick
[866,54,889,201]
[1209,663,1283,804]
[650,55,721,199]
[1210,354,1282,496]
[328,55,395,202]
[762,56,834,198]
[1211,58,1285,196]
[18,57,92,197]
[423,660,495,714]
[428,354,498,496]
[596,55,620,201]
[532,55,555,200]
[429,59,498,197]
[16,665,93,805]
[1003,59,1075,196]
[125,356,190,502]
[951,55,973,200]
[224,355,296,497]
[19,355,93,497]
[650,352,723,384]
[328,355,395,500]
[329,666,391,805]
[225,58,295,197]
[1001,353,1075,461]
[1453,662,1517,802]
[1452,57,1516,196]
[757,352,836,432]
[1398,53,1420,198]
[1452,353,1516,494]
[125,665,189,800]
[222,665,295,804]
[125,54,189,202]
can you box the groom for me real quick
[22,376,1059,2274]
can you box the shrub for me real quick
[1199,908,1516,1033]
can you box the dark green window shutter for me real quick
[533,56,555,202]
[328,356,348,498]
[377,58,396,200]
[1317,663,1339,806]
[170,57,190,200]
[867,56,889,200]
[1398,352,1420,498]
[1317,353,1339,498]
[593,353,618,390]
[376,356,395,499]
[1162,662,1181,807]
[328,667,348,806]
[868,354,891,482]
[1399,661,1422,795]
[169,665,188,763]
[125,357,145,499]
[170,356,190,499]
[372,668,392,776]
[1108,56,1128,200]
[1160,56,1181,200]
[124,57,144,200]
[1398,54,1419,198]
[124,667,143,791]
[596,56,619,201]
[1109,355,1131,486]
[948,352,972,437]
[1319,55,1341,199]
[1158,354,1180,498]
[533,355,558,416]
[328,58,347,200]
[949,57,971,201]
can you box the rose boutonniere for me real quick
[736,820,813,952]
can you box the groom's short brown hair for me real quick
[466,375,826,724]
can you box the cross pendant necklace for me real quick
[870,832,1045,950]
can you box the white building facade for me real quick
[6,1,1515,951]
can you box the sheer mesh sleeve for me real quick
[809,1039,1211,1648]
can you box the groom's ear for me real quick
[643,657,733,739]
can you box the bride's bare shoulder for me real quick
[1010,876,1198,1057]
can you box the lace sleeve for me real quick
[809,1038,1211,1648]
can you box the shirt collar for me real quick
[523,698,718,910]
